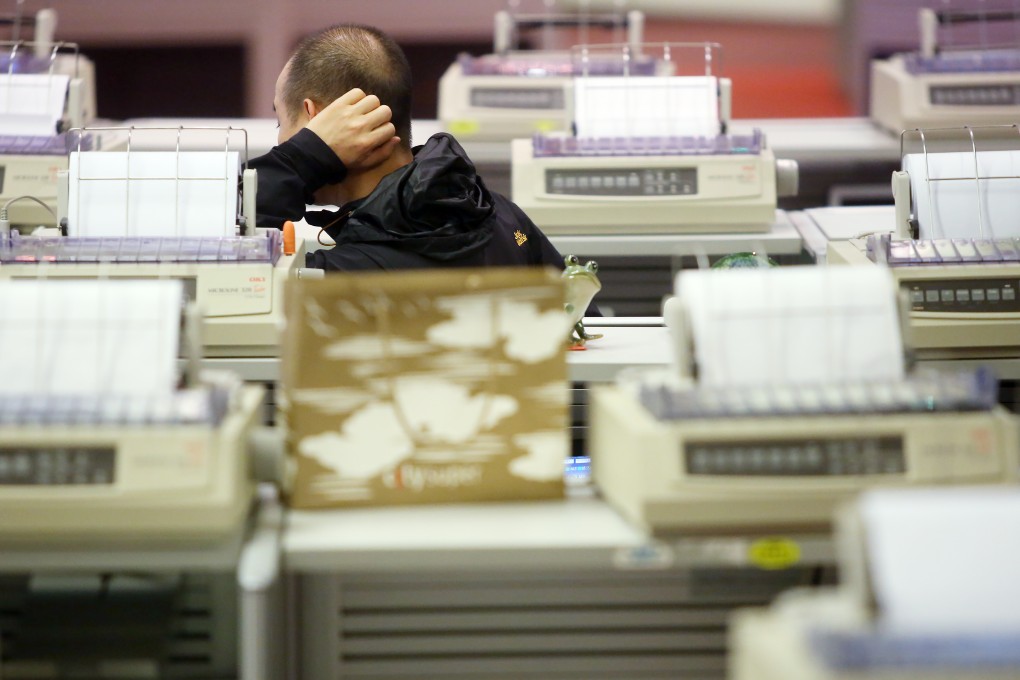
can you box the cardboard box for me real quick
[281,267,569,508]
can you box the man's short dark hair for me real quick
[283,24,412,150]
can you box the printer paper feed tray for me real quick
[0,132,90,155]
[869,233,1020,266]
[809,628,1020,671]
[0,231,281,265]
[639,367,999,421]
[532,129,762,158]
[0,387,228,427]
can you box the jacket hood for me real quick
[328,133,496,260]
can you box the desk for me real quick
[567,323,671,382]
[548,213,804,316]
[733,117,897,164]
[790,205,896,261]
[283,497,832,679]
[549,211,803,257]
[285,497,833,572]
[195,322,672,386]
[286,497,641,572]
[0,497,282,680]
[0,527,247,573]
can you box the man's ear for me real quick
[302,98,322,121]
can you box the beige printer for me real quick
[438,8,646,142]
[828,125,1020,361]
[0,126,304,359]
[0,278,265,545]
[0,8,100,229]
[731,487,1020,680]
[511,42,798,235]
[591,265,1019,534]
[872,7,1020,134]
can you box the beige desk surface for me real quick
[0,496,279,573]
[197,320,672,384]
[285,496,635,572]
[566,323,671,382]
[732,117,899,164]
[789,206,897,261]
[548,211,803,256]
[284,494,834,573]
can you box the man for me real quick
[250,23,571,273]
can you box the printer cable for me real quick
[0,194,59,235]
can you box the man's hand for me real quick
[306,88,400,170]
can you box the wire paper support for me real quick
[571,41,725,139]
[66,125,251,238]
[0,39,78,124]
[901,124,1020,240]
[0,230,281,264]
[0,39,79,76]
[492,5,642,55]
[920,4,1020,57]
[572,40,723,79]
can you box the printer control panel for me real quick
[905,278,1020,313]
[470,86,565,110]
[684,437,905,477]
[929,84,1020,107]
[0,446,115,485]
[546,167,697,196]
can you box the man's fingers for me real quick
[305,88,399,168]
[359,136,401,167]
[315,93,389,130]
[349,94,383,117]
[315,90,368,118]
[336,88,367,106]
[360,104,393,130]
[361,123,397,151]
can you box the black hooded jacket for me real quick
[251,130,566,272]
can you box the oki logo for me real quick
[249,276,267,283]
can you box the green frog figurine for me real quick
[712,251,778,269]
[562,255,603,350]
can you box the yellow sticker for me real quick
[533,119,562,133]
[748,537,801,570]
[447,119,480,136]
